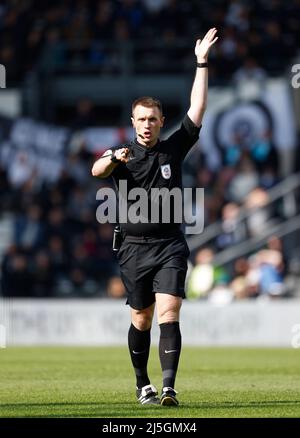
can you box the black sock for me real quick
[128,323,151,389]
[159,321,181,389]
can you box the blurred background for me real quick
[0,0,300,330]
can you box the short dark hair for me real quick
[132,96,163,116]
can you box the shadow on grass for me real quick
[1,400,300,418]
[191,400,300,409]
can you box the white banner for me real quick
[1,299,299,347]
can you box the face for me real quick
[131,105,164,147]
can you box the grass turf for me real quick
[0,346,299,418]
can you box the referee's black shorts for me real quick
[117,233,190,310]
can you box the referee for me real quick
[92,28,218,406]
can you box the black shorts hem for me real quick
[125,289,186,310]
[154,289,186,298]
[125,297,156,310]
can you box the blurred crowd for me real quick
[1,0,300,83]
[1,113,297,300]
[187,236,288,304]
[186,223,293,304]
[0,143,125,298]
[184,136,300,302]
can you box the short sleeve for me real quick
[182,115,201,141]
[164,114,201,160]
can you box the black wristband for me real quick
[197,62,208,68]
[110,151,121,164]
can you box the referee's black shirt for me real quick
[112,114,201,237]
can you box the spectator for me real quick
[72,98,96,130]
[216,202,247,249]
[1,252,33,297]
[67,185,94,231]
[32,251,54,297]
[256,248,286,298]
[227,155,259,203]
[46,207,68,242]
[106,276,126,299]
[250,130,279,174]
[233,57,267,84]
[38,28,66,72]
[0,165,10,209]
[48,235,69,280]
[7,151,36,189]
[230,257,251,300]
[244,187,273,237]
[14,204,45,250]
[187,248,215,300]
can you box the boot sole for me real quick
[160,396,179,406]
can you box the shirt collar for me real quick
[134,138,160,153]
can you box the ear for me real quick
[131,116,135,127]
[160,116,165,128]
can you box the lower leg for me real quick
[128,323,151,388]
[156,294,182,390]
[159,321,182,389]
[128,305,154,389]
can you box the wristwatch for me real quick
[197,62,208,68]
[110,150,121,164]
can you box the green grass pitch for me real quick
[0,346,299,418]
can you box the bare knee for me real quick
[157,307,180,324]
[156,295,182,324]
[131,305,154,331]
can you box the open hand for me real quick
[195,28,218,61]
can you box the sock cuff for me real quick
[159,321,180,337]
[129,323,151,335]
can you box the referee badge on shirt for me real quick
[160,164,171,179]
